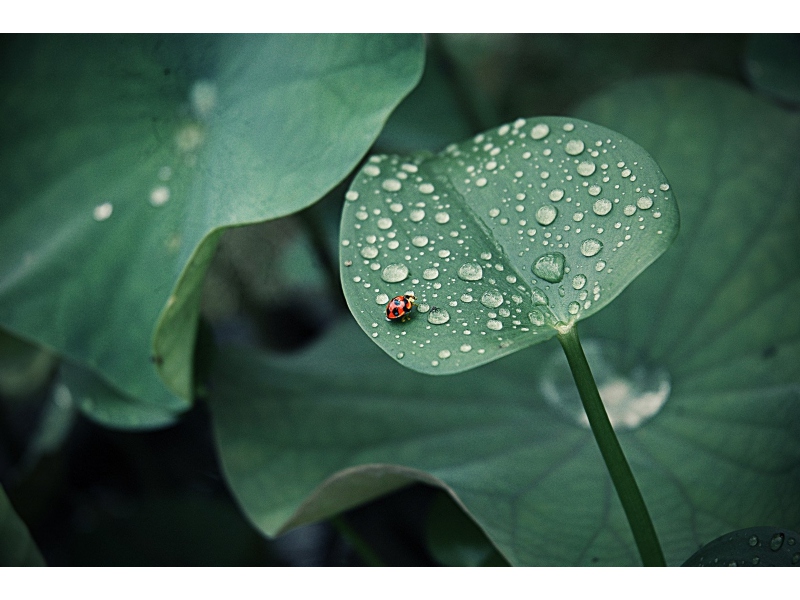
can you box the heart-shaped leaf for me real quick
[0,484,45,566]
[340,117,678,374]
[0,35,423,427]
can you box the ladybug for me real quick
[386,293,416,321]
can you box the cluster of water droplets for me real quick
[340,117,673,369]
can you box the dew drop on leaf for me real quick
[531,287,549,305]
[427,307,450,325]
[528,309,546,326]
[577,161,596,176]
[565,139,585,155]
[480,289,504,308]
[637,195,654,210]
[531,123,550,139]
[381,263,409,283]
[411,235,428,247]
[457,263,483,281]
[770,533,785,551]
[487,319,503,331]
[532,252,566,283]
[572,274,587,290]
[580,238,604,257]
[536,205,558,226]
[592,198,613,216]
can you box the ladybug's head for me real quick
[404,293,416,306]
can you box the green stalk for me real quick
[556,323,666,567]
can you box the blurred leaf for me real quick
[745,34,800,106]
[682,527,800,566]
[0,484,45,566]
[0,34,424,427]
[0,329,56,399]
[341,117,677,374]
[209,74,800,566]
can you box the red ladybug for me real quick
[386,293,416,321]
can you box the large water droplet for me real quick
[572,274,587,290]
[418,183,434,194]
[576,161,596,176]
[636,196,654,210]
[382,178,402,192]
[592,198,612,216]
[540,339,671,430]
[580,238,603,257]
[531,123,550,139]
[458,263,483,281]
[528,309,546,326]
[565,139,585,155]
[381,263,409,283]
[536,205,558,226]
[377,217,393,230]
[427,307,450,325]
[532,252,566,283]
[480,289,504,308]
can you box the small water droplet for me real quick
[150,185,170,206]
[572,274,587,290]
[531,287,549,305]
[568,301,580,315]
[423,268,439,280]
[793,553,800,565]
[770,533,785,551]
[435,212,450,224]
[377,217,393,230]
[580,239,603,257]
[531,123,550,139]
[748,535,759,547]
[363,164,380,177]
[532,252,565,283]
[458,263,483,281]
[549,189,565,202]
[636,196,653,210]
[93,202,113,221]
[409,209,425,222]
[565,139,585,155]
[480,289,504,308]
[418,183,434,194]
[475,177,488,188]
[487,319,503,331]
[535,205,558,226]
[382,178,402,192]
[381,263,409,283]
[460,344,472,353]
[588,185,602,196]
[345,190,359,201]
[411,235,429,247]
[361,245,379,259]
[438,349,451,359]
[577,161,596,177]
[595,260,607,272]
[659,183,670,191]
[460,293,473,303]
[427,307,450,325]
[528,309,546,326]
[376,293,389,305]
[592,198,613,216]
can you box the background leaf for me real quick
[681,526,800,566]
[341,117,678,374]
[0,34,424,427]
[208,74,800,566]
[1,483,45,566]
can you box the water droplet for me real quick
[659,183,670,191]
[565,139,585,155]
[150,185,170,206]
[435,212,450,224]
[458,263,483,281]
[572,274,587,290]
[93,202,113,221]
[636,196,654,210]
[480,289,504,308]
[770,533,785,551]
[487,319,503,331]
[562,123,575,132]
[549,189,565,202]
[793,553,800,565]
[345,190,359,201]
[376,293,389,305]
[423,268,439,280]
[411,235,428,247]
[588,185,602,196]
[460,293,473,303]
[438,349,451,359]
[577,161,596,176]
[363,164,380,177]
[410,209,425,222]
[460,344,472,353]
[531,287,549,305]
[416,303,430,313]
[592,198,613,216]
[531,123,550,139]
[382,179,402,192]
[381,263,409,283]
[355,211,368,221]
[595,260,607,272]
[567,302,580,315]
[532,252,565,283]
[427,307,450,325]
[418,183,434,194]
[528,309,546,326]
[360,245,379,259]
[580,238,603,257]
[377,217,393,230]
[536,205,558,226]
[748,535,759,547]
[572,212,584,222]
[475,177,488,187]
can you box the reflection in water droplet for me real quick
[565,139,585,155]
[528,309,545,326]
[580,238,603,257]
[536,205,558,226]
[540,339,671,430]
[381,263,409,283]
[532,252,565,283]
[480,289,504,308]
[592,198,612,216]
[531,123,550,139]
[770,533,785,551]
[411,235,428,247]
[458,263,483,281]
[427,307,450,325]
[361,246,379,259]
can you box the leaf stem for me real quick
[556,324,666,567]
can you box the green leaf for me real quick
[0,484,46,566]
[682,527,800,567]
[745,34,800,106]
[0,329,57,399]
[209,74,800,566]
[0,34,424,426]
[341,117,678,374]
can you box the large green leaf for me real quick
[682,527,800,566]
[0,484,45,566]
[341,117,678,374]
[0,34,423,427]
[208,74,800,565]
